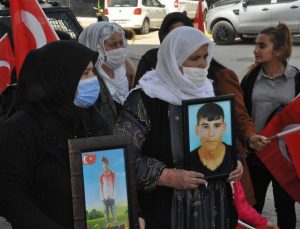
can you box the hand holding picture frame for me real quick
[183,94,237,180]
[68,134,139,229]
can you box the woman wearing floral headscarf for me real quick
[115,26,243,229]
[79,21,136,113]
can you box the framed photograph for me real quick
[68,134,139,229]
[183,94,237,180]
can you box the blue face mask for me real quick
[74,76,100,108]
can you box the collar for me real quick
[257,64,296,81]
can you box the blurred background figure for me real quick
[79,21,136,114]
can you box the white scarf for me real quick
[97,65,129,105]
[139,26,215,105]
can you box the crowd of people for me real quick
[0,11,298,229]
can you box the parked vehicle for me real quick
[206,0,300,45]
[0,1,83,40]
[160,0,208,20]
[178,0,208,20]
[104,0,167,34]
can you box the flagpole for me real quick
[237,220,255,229]
[268,125,300,141]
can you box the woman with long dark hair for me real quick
[241,23,299,229]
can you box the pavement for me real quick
[263,186,300,228]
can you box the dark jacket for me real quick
[0,41,114,229]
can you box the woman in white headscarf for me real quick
[114,26,242,229]
[79,21,136,113]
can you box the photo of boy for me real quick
[100,156,117,225]
[189,102,236,178]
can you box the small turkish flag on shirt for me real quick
[9,0,59,76]
[0,33,15,94]
[82,154,97,165]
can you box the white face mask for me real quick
[104,48,127,70]
[182,66,208,87]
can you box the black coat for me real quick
[0,41,114,228]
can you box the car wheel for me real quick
[212,21,235,45]
[139,19,150,34]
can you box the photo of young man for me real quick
[100,156,117,225]
[189,102,236,178]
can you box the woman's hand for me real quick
[157,168,206,190]
[139,217,145,229]
[228,161,243,181]
[248,135,270,151]
[266,221,279,229]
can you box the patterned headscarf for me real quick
[78,21,128,65]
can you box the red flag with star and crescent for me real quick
[257,95,300,202]
[9,0,59,76]
[82,154,97,165]
[0,33,15,94]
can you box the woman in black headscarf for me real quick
[0,40,112,228]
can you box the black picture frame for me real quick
[68,134,139,229]
[182,94,237,180]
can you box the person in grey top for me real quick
[241,23,300,229]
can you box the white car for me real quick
[206,0,300,45]
[104,0,167,34]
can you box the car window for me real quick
[109,0,138,7]
[247,0,272,5]
[142,0,153,6]
[152,0,162,7]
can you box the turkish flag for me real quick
[256,226,273,229]
[0,33,15,94]
[193,0,204,32]
[82,154,97,165]
[9,0,59,76]
[284,130,300,179]
[258,96,300,202]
